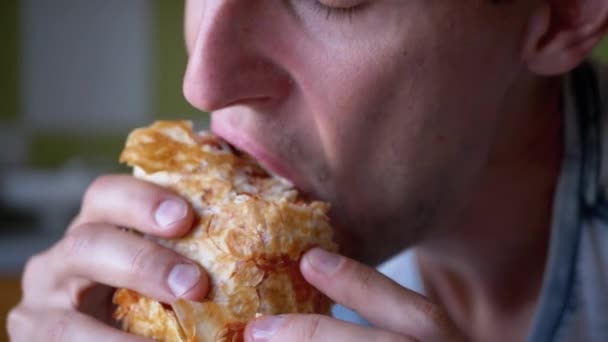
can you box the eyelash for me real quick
[310,1,366,20]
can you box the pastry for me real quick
[113,121,336,342]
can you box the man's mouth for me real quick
[210,120,304,189]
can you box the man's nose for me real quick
[183,1,290,112]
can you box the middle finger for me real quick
[54,223,208,304]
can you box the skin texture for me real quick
[7,176,209,342]
[184,0,534,263]
[8,0,608,341]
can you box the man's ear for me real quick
[522,0,608,75]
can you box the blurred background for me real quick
[2,1,608,340]
[0,1,206,339]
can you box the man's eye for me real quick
[311,0,366,19]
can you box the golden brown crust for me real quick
[114,121,336,342]
[114,289,188,341]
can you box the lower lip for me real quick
[211,121,299,185]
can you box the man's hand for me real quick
[245,248,465,342]
[7,175,209,342]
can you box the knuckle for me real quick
[351,262,376,296]
[416,301,451,334]
[357,265,376,292]
[422,302,449,325]
[77,174,119,227]
[298,315,324,341]
[21,253,38,283]
[61,230,94,259]
[6,307,26,339]
[89,174,118,194]
[82,174,123,214]
[128,242,165,279]
[336,259,378,306]
[83,175,111,205]
[21,252,46,290]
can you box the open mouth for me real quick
[210,123,302,189]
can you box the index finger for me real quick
[72,174,194,237]
[300,248,461,340]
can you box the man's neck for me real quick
[416,77,564,341]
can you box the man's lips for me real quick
[210,123,302,188]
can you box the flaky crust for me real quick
[113,121,336,342]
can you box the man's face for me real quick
[183,1,533,262]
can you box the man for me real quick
[7,0,608,341]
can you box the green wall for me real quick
[30,134,126,170]
[154,0,207,124]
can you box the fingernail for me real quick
[155,199,187,227]
[249,316,284,342]
[306,248,341,274]
[168,264,200,297]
